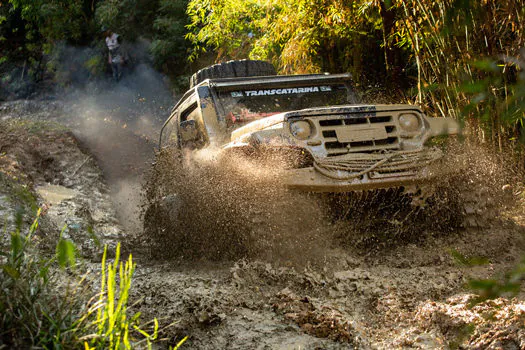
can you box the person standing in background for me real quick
[104,28,123,82]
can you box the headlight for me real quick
[398,114,421,132]
[289,120,313,140]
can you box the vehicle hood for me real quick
[229,104,422,142]
[230,113,286,142]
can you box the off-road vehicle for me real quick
[158,60,459,192]
[144,59,461,257]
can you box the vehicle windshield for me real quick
[215,83,350,129]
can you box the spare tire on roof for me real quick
[189,59,277,88]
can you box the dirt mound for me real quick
[273,288,356,343]
[399,295,525,349]
[0,118,123,256]
[130,261,348,349]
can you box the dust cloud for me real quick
[59,54,174,234]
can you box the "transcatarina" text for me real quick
[230,86,332,98]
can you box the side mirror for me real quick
[180,120,199,142]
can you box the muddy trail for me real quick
[1,83,525,348]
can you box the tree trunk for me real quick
[379,1,402,89]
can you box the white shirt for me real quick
[105,33,120,51]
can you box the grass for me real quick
[0,172,38,213]
[0,209,187,349]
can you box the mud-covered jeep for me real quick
[159,60,458,192]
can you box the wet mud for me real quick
[1,97,524,349]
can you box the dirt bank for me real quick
[0,116,123,256]
[1,97,524,349]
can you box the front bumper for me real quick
[282,148,443,192]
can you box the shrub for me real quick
[0,210,183,349]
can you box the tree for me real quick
[186,0,404,84]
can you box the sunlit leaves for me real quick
[186,0,365,73]
[57,239,76,269]
[460,54,525,129]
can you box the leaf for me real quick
[471,59,500,72]
[449,249,489,266]
[10,232,23,258]
[130,311,142,323]
[468,278,497,291]
[39,261,51,283]
[459,80,488,94]
[57,239,76,269]
[2,264,21,279]
[14,209,23,234]
[87,226,101,248]
[173,336,189,350]
[132,325,151,338]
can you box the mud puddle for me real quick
[37,184,78,204]
[129,215,525,349]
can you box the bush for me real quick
[0,210,182,349]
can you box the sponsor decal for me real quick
[230,86,332,97]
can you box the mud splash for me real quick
[143,147,328,263]
[323,139,521,251]
[143,138,521,262]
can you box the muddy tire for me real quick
[189,60,277,88]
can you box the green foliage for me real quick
[0,208,82,347]
[57,231,77,268]
[85,54,105,76]
[0,210,170,349]
[11,182,38,212]
[394,0,524,128]
[45,42,106,87]
[468,257,525,303]
[450,249,490,267]
[455,52,525,153]
[0,170,38,215]
[150,0,191,87]
[95,0,161,40]
[9,0,86,45]
[186,0,372,75]
[85,244,158,349]
[0,0,101,97]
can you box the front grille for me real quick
[314,114,400,156]
[313,148,442,180]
